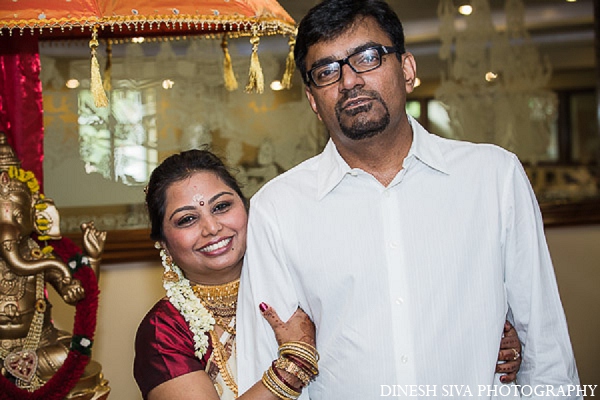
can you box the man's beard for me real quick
[335,89,390,141]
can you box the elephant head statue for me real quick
[0,133,110,399]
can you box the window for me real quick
[78,88,158,185]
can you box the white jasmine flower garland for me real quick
[160,249,215,358]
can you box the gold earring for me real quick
[161,250,180,283]
[163,267,179,283]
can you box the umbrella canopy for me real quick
[0,0,296,39]
[1,0,298,104]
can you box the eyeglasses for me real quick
[306,45,399,87]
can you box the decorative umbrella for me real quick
[1,0,297,104]
[0,0,297,252]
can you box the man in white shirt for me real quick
[237,0,580,398]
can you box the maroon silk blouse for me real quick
[134,299,212,399]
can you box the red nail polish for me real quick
[259,302,268,312]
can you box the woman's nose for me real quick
[201,215,222,236]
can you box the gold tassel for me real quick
[281,35,296,89]
[245,31,264,94]
[222,35,238,91]
[103,39,113,92]
[89,26,108,108]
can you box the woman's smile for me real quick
[199,236,233,254]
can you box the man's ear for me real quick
[401,52,417,94]
[304,85,323,121]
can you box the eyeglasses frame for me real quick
[306,45,399,87]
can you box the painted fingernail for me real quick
[500,376,507,383]
[259,302,269,312]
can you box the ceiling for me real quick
[277,0,596,90]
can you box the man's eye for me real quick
[316,65,339,81]
[355,51,379,66]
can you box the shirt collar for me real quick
[316,114,449,200]
[407,114,449,175]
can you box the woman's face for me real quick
[161,171,248,284]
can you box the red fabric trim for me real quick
[0,35,45,191]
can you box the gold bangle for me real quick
[278,347,318,375]
[268,366,301,398]
[262,371,289,400]
[280,341,318,354]
[278,341,319,361]
[275,356,311,386]
[262,368,301,400]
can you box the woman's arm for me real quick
[148,371,220,400]
[147,305,316,400]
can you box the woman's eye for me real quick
[213,201,231,213]
[176,215,196,227]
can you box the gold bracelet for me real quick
[278,347,318,376]
[262,371,289,400]
[275,356,312,386]
[268,366,301,398]
[280,341,317,352]
[279,341,319,360]
[262,368,301,400]
[279,342,319,364]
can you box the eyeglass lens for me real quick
[310,48,383,87]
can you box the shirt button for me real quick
[383,191,390,198]
[390,241,399,249]
[401,355,409,363]
[395,297,404,305]
[349,170,358,177]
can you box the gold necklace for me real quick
[208,330,238,397]
[192,278,239,335]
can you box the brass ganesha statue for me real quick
[0,132,110,399]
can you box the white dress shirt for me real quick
[237,116,580,399]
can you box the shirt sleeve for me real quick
[502,154,581,398]
[133,299,210,399]
[237,192,308,397]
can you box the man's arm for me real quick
[237,194,306,395]
[502,155,580,397]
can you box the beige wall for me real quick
[545,225,600,389]
[49,225,600,399]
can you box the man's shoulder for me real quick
[252,152,323,199]
[432,133,518,167]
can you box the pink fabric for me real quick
[0,35,44,191]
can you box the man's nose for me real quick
[339,63,364,90]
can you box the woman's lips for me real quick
[199,237,232,254]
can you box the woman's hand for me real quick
[496,320,522,383]
[259,303,315,347]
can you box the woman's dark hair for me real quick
[145,149,248,242]
[294,0,406,84]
